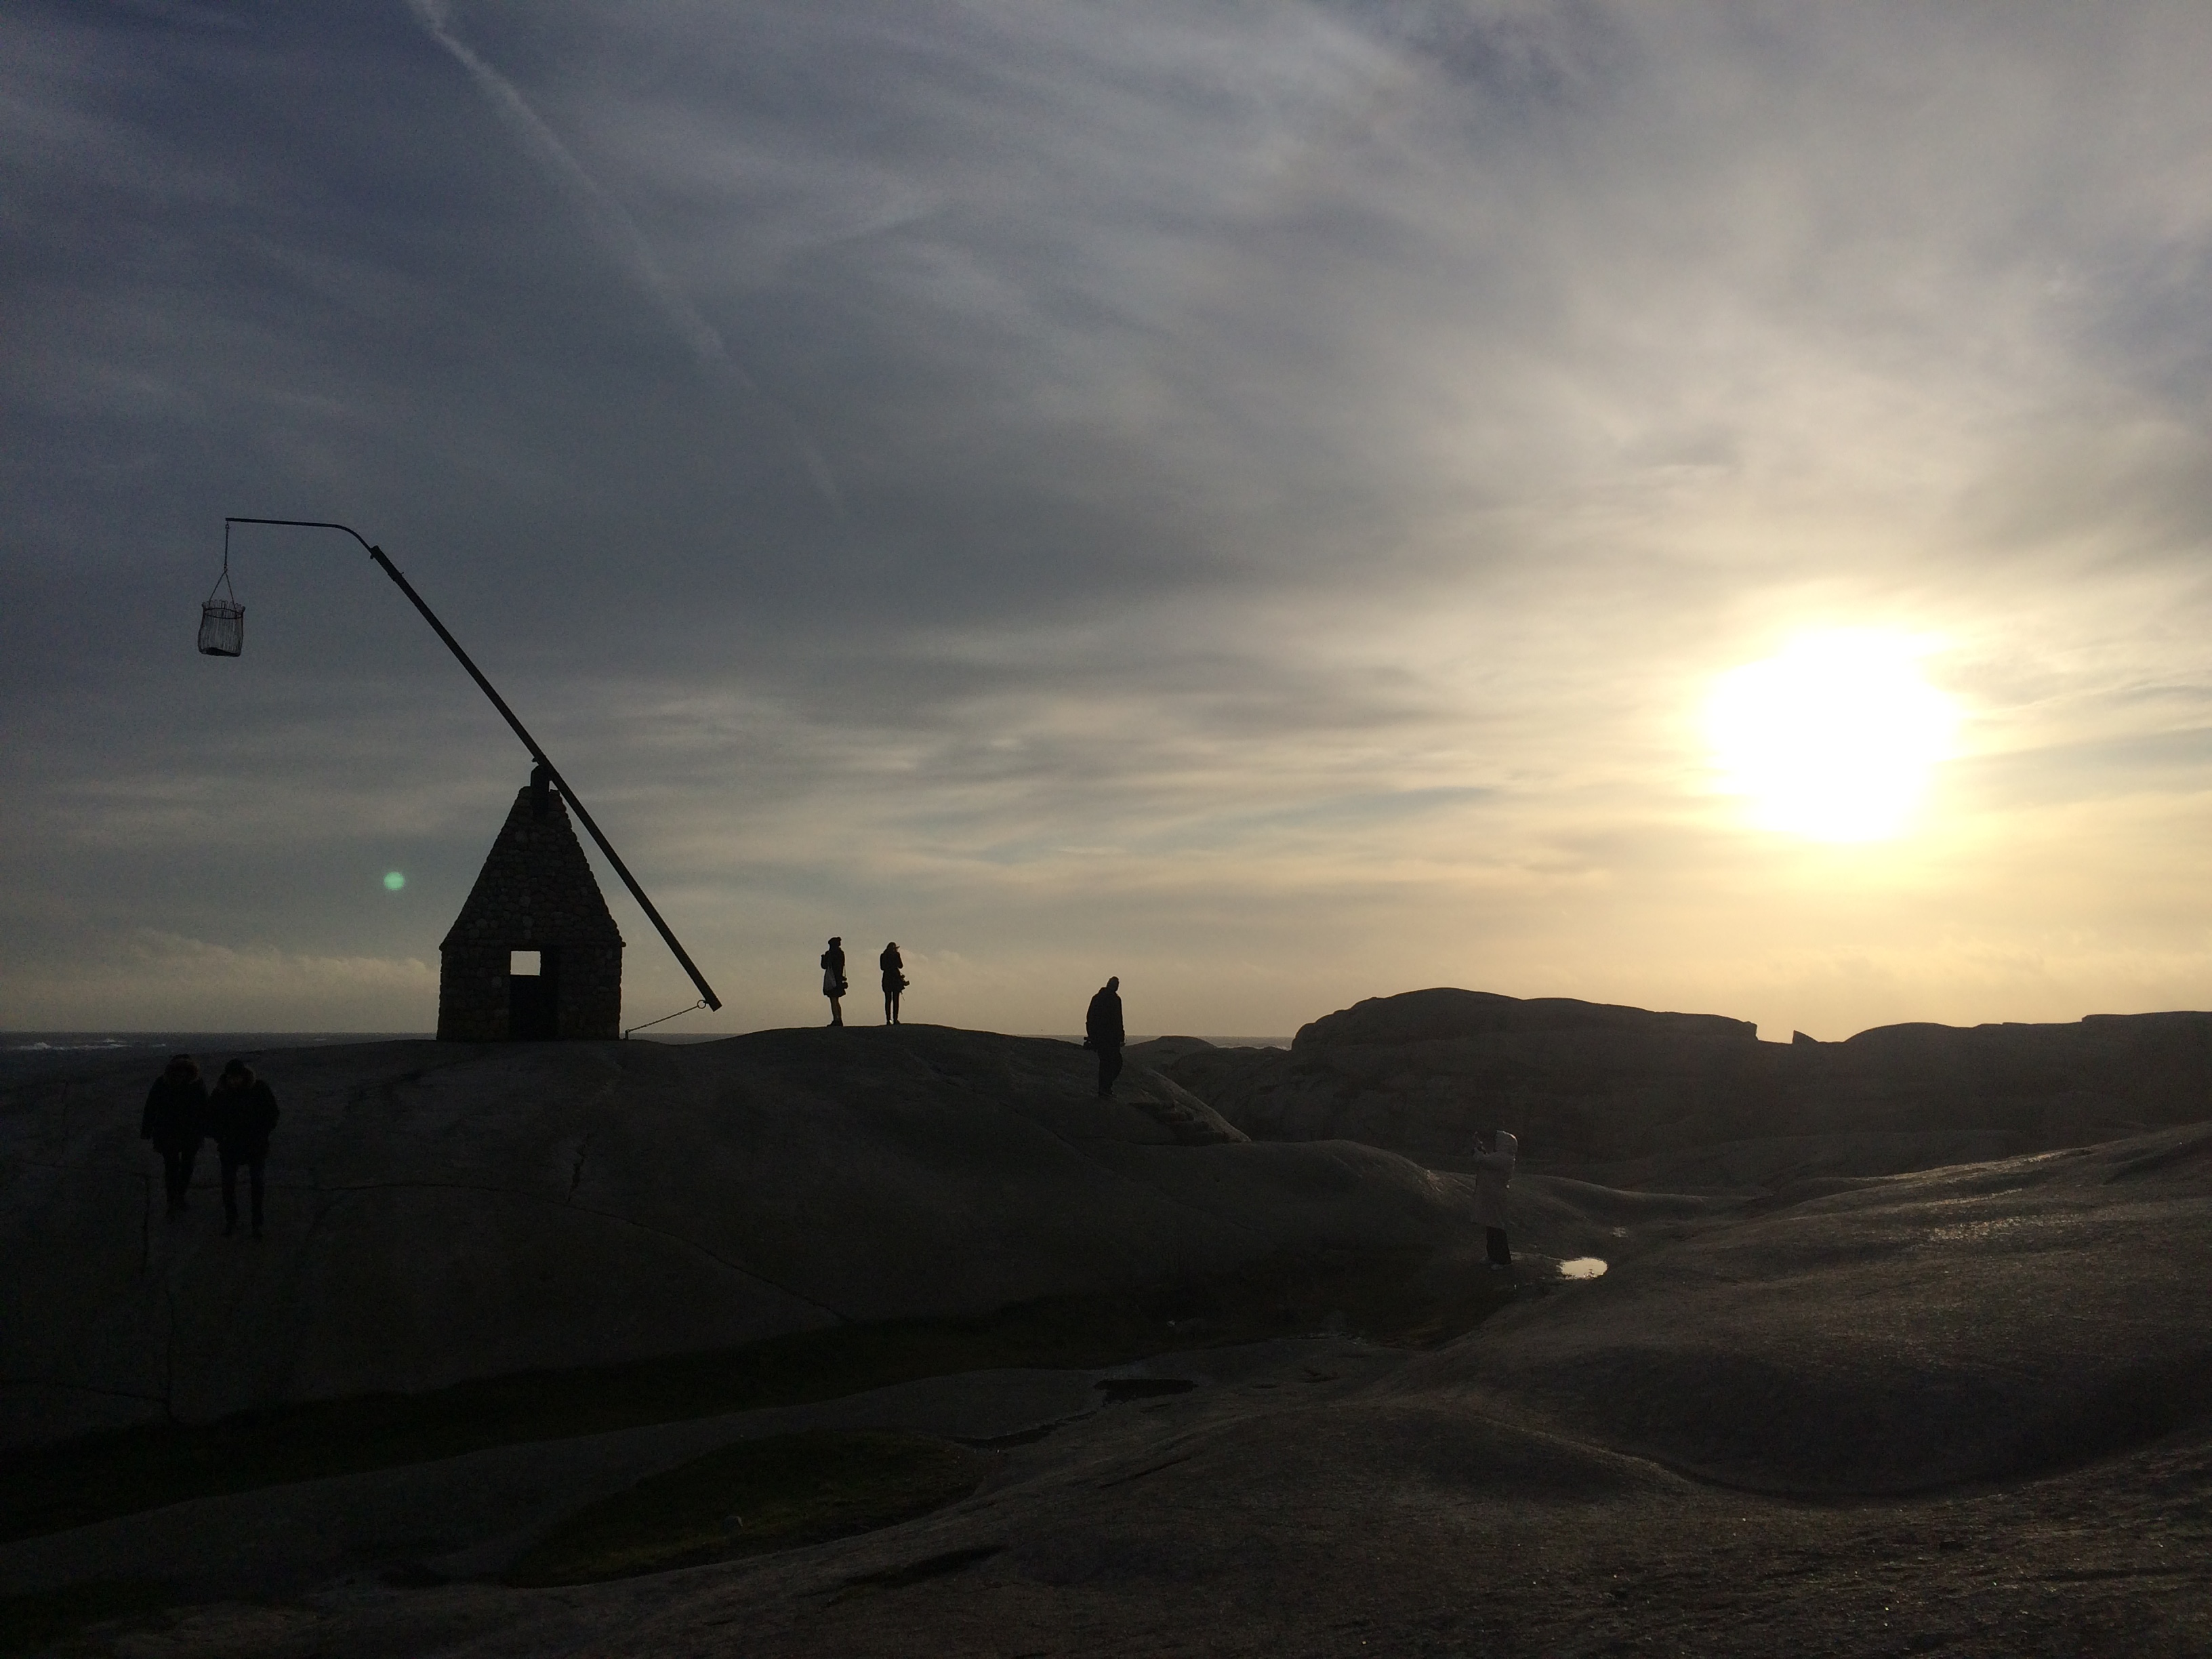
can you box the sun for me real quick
[1705,631,1957,842]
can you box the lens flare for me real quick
[384,871,407,891]
[1706,632,1957,842]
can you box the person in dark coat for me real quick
[1083,976,1125,1098]
[821,937,848,1027]
[206,1059,280,1238]
[141,1054,207,1216]
[880,942,906,1025]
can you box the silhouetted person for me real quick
[821,937,848,1027]
[1084,976,1125,1098]
[141,1054,207,1216]
[880,942,906,1025]
[207,1059,279,1238]
[1472,1127,1517,1268]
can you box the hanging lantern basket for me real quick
[198,527,245,657]
[198,596,244,657]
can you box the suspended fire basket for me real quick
[199,516,722,1019]
[197,525,245,657]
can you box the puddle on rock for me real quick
[1556,1257,1608,1279]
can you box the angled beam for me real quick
[222,517,722,1012]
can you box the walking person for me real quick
[1472,1127,1518,1269]
[207,1059,280,1239]
[1084,976,1125,1099]
[880,942,906,1025]
[821,937,848,1027]
[141,1054,207,1216]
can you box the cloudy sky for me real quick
[7,0,2212,1041]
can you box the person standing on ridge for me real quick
[141,1053,207,1216]
[1471,1127,1518,1269]
[1084,976,1125,1098]
[206,1059,280,1239]
[821,937,848,1027]
[880,941,906,1025]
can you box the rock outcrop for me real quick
[0,1026,1457,1448]
[14,1122,2209,1655]
[9,1001,2212,1654]
[1145,987,2212,1179]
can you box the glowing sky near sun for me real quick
[1707,634,1959,843]
[5,2,2212,1043]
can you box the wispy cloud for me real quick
[403,0,724,363]
[7,1,2212,1037]
[401,0,843,510]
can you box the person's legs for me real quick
[248,1155,266,1236]
[1097,1046,1123,1097]
[1485,1226,1511,1266]
[161,1147,188,1212]
[220,1153,241,1235]
[828,995,843,1027]
[884,989,894,1023]
[890,989,901,1025]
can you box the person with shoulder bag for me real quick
[820,937,848,1027]
[880,941,907,1025]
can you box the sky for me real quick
[6,0,2212,1042]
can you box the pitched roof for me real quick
[441,783,623,950]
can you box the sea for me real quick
[0,1032,426,1090]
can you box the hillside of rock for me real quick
[12,1120,2208,1656]
[1143,987,2212,1179]
[1415,1119,2212,1493]
[0,1027,1481,1448]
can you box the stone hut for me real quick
[437,766,623,1040]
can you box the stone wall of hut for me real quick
[437,777,623,1040]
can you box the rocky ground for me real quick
[5,994,2209,1656]
[0,1025,1465,1446]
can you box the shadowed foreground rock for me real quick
[6,1123,2207,1657]
[6,1000,2211,1656]
[0,1026,1469,1447]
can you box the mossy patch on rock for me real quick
[504,1430,984,1585]
[1,1249,1509,1544]
[0,1578,176,1657]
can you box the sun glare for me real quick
[1706,631,1957,842]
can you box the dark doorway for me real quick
[509,947,560,1039]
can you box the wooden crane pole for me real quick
[222,516,722,1014]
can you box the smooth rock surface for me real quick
[0,1027,1470,1446]
[0,1362,1113,1600]
[37,1123,2211,1658]
[1412,1121,2212,1493]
